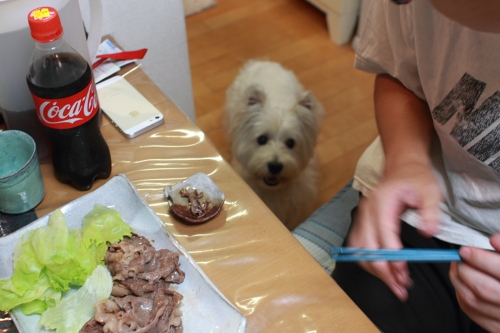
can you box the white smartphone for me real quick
[96,75,164,138]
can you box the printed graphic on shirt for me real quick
[431,73,500,172]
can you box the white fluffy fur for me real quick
[225,60,324,230]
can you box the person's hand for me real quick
[346,158,442,301]
[348,73,443,300]
[450,233,500,332]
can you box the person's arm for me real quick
[375,73,442,236]
[345,73,443,301]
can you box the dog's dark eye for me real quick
[257,135,268,145]
[285,138,295,149]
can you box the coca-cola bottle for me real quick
[26,7,111,191]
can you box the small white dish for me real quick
[164,173,225,223]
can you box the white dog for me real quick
[225,60,324,230]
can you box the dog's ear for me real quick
[247,85,266,107]
[299,91,314,110]
[298,91,325,123]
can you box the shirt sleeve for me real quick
[354,0,425,100]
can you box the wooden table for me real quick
[9,65,378,332]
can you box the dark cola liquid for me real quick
[27,53,111,191]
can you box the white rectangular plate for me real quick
[0,174,247,333]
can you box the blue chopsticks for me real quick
[331,247,462,262]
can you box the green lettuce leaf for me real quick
[19,283,61,315]
[0,276,53,312]
[39,265,113,333]
[0,204,132,314]
[82,204,132,247]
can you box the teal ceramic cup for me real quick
[0,130,45,214]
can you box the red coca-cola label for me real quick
[31,80,99,129]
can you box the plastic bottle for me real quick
[26,6,111,191]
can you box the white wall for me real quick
[79,0,196,122]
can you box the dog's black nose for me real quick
[267,162,283,175]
